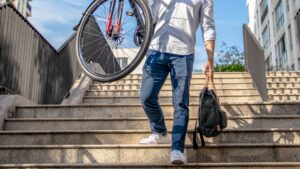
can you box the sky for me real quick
[28,0,249,70]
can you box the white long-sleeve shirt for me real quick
[148,0,216,55]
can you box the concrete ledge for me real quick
[0,144,299,164]
[1,162,300,169]
[61,74,92,105]
[0,128,299,145]
[0,95,35,130]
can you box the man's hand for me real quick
[204,40,215,80]
[204,62,214,79]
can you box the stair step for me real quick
[93,77,299,85]
[85,89,260,97]
[95,76,300,81]
[90,83,257,90]
[267,82,300,88]
[90,84,300,91]
[15,102,300,118]
[121,73,251,79]
[90,82,300,91]
[269,95,300,101]
[267,71,300,76]
[82,95,262,104]
[0,144,299,164]
[268,88,300,95]
[98,79,256,85]
[0,129,299,145]
[4,116,300,131]
[2,162,300,169]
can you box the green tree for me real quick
[215,42,246,72]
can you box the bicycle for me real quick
[76,0,153,82]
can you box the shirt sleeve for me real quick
[146,0,159,24]
[200,0,216,42]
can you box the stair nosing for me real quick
[0,143,300,149]
[15,101,300,108]
[1,162,300,168]
[6,115,300,121]
[83,95,262,98]
[1,128,300,134]
[86,89,260,92]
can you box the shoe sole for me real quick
[171,159,185,165]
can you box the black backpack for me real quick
[193,79,227,149]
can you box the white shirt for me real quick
[148,0,216,55]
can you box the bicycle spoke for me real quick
[122,28,136,36]
[77,0,151,80]
[83,43,109,61]
[95,43,110,68]
[118,43,138,54]
[120,47,138,61]
[82,31,104,38]
[103,46,113,71]
[123,36,139,47]
[84,13,107,23]
[86,17,107,32]
[82,36,104,48]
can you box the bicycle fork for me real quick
[106,0,124,37]
[105,0,146,45]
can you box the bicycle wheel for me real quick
[76,0,153,82]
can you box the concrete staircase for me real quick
[266,72,300,101]
[1,72,300,168]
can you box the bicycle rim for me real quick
[76,0,152,82]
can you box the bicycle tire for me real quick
[76,0,153,82]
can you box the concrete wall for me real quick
[0,95,35,130]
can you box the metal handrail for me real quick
[0,3,80,104]
[243,24,269,101]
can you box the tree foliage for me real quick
[215,42,246,72]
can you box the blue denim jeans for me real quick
[140,50,194,153]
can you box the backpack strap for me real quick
[199,128,206,147]
[193,125,199,149]
[206,77,221,109]
[193,87,208,149]
[205,77,218,96]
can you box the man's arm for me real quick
[200,0,216,79]
[204,40,215,79]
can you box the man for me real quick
[139,0,216,164]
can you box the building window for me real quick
[276,34,287,69]
[260,0,268,23]
[116,58,128,69]
[262,25,270,49]
[266,55,272,71]
[296,15,300,53]
[275,0,284,32]
[298,58,300,71]
[291,64,295,71]
[288,25,293,51]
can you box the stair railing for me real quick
[0,3,80,104]
[243,24,269,101]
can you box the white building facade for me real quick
[0,0,32,17]
[247,0,300,71]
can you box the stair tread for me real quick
[83,95,261,98]
[15,101,300,108]
[88,88,300,91]
[1,128,300,134]
[6,115,300,121]
[1,143,300,149]
[1,162,300,167]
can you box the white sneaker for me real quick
[171,150,186,164]
[139,133,171,144]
